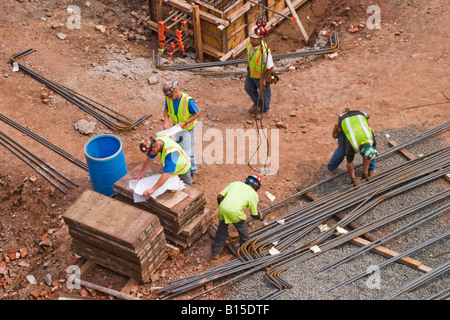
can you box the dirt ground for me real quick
[0,0,449,300]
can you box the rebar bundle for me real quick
[11,49,151,131]
[0,129,77,193]
[157,140,450,299]
[381,259,450,300]
[318,231,450,297]
[0,113,88,171]
[258,120,450,216]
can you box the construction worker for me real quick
[245,25,274,120]
[162,81,200,176]
[133,134,192,198]
[327,109,379,186]
[211,175,265,260]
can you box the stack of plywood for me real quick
[63,189,168,283]
[114,166,215,248]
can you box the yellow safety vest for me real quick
[341,114,374,153]
[166,92,197,131]
[246,40,271,79]
[156,135,191,175]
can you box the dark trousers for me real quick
[244,71,271,113]
[211,219,249,254]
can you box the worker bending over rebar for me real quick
[211,175,265,260]
[327,109,379,186]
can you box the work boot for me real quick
[212,252,220,260]
[248,105,257,115]
[255,110,268,120]
[325,169,335,179]
[361,172,370,181]
[351,178,358,187]
[368,170,376,177]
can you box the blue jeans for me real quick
[244,71,271,113]
[328,132,376,171]
[176,127,197,175]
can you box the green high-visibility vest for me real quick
[166,92,196,131]
[246,40,271,79]
[156,134,191,175]
[341,114,374,153]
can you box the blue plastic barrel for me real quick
[84,135,128,197]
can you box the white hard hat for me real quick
[248,25,259,39]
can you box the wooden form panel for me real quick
[267,0,287,20]
[154,0,308,59]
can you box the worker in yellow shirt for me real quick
[211,175,265,260]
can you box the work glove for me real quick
[351,178,358,187]
[252,211,266,221]
[258,211,266,221]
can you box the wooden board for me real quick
[156,190,189,209]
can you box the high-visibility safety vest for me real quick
[340,114,374,153]
[246,40,271,79]
[156,134,191,175]
[166,92,197,131]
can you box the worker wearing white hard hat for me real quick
[245,25,274,120]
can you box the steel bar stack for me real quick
[113,166,214,248]
[0,129,78,194]
[318,232,450,297]
[156,137,450,299]
[382,258,450,300]
[11,49,151,131]
[63,189,168,283]
[0,113,88,171]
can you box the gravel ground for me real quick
[227,124,450,300]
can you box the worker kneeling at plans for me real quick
[133,134,192,198]
[211,175,265,260]
[327,109,379,186]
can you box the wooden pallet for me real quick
[114,165,212,248]
[63,189,169,283]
